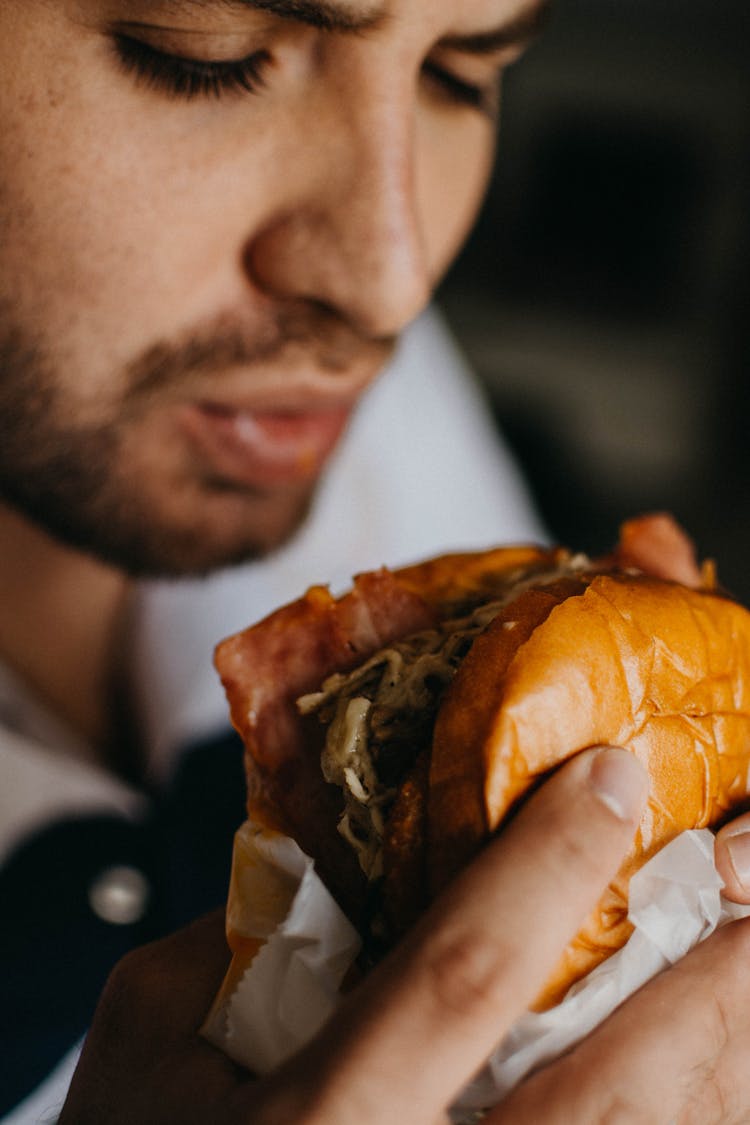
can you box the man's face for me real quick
[0,0,546,575]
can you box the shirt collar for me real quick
[0,662,146,865]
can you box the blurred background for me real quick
[437,0,750,597]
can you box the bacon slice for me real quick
[215,569,440,918]
[613,512,706,588]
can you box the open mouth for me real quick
[180,400,353,489]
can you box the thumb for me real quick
[715,812,750,903]
[277,746,648,1125]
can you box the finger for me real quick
[107,909,232,1041]
[276,745,648,1124]
[715,812,750,903]
[489,917,750,1124]
[59,912,240,1125]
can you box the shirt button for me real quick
[88,864,151,925]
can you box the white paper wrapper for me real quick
[453,828,750,1115]
[202,825,361,1072]
[203,824,750,1118]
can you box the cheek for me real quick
[0,31,263,372]
[0,84,154,373]
[416,115,496,283]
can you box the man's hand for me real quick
[492,918,750,1124]
[59,745,644,1123]
[58,745,750,1124]
[488,814,750,1124]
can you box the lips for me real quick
[180,401,353,489]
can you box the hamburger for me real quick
[214,514,750,1010]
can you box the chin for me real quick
[112,490,317,578]
[11,476,316,579]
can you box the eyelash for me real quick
[113,35,271,99]
[422,61,497,116]
[112,34,496,114]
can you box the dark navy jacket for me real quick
[0,731,246,1117]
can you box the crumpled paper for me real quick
[203,824,750,1117]
[202,826,361,1072]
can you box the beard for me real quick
[0,307,389,577]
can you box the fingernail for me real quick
[725,831,750,892]
[588,746,649,823]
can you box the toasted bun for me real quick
[215,516,750,1009]
[429,572,750,1007]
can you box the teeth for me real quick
[234,412,299,457]
[233,412,262,441]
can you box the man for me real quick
[2,1,750,1121]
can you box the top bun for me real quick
[429,573,750,1008]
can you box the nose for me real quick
[245,79,431,340]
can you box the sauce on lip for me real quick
[180,402,353,488]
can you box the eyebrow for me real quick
[169,0,551,43]
[440,1,553,55]
[171,0,386,32]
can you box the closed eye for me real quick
[112,34,272,100]
[422,59,499,117]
